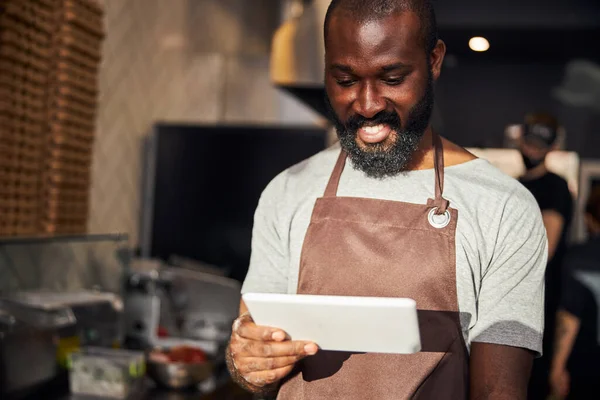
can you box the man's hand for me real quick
[227,312,319,391]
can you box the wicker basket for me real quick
[0,0,103,236]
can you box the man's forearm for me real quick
[225,344,279,396]
[469,343,533,400]
[551,310,580,371]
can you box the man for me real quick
[518,113,574,399]
[226,1,547,399]
[549,186,600,399]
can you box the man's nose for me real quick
[352,82,386,119]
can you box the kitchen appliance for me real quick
[123,264,241,392]
[0,298,75,397]
[271,0,329,116]
[1,290,124,368]
[123,266,240,354]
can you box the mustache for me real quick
[343,110,402,135]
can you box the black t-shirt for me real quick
[520,172,573,302]
[560,236,600,375]
[520,172,573,358]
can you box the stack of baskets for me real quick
[0,0,103,236]
[0,0,57,236]
[43,0,104,234]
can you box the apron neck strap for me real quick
[324,131,449,212]
[427,130,449,213]
[428,130,449,213]
[324,149,347,197]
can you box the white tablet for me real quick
[242,293,421,354]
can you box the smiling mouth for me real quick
[357,124,393,144]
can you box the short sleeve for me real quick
[560,272,587,319]
[539,177,573,222]
[560,249,591,319]
[470,187,548,356]
[241,175,290,295]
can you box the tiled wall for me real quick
[88,0,322,245]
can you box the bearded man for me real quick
[226,1,547,398]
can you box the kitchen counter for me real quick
[60,381,252,400]
[17,373,254,400]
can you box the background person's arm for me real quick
[549,265,587,399]
[542,210,564,261]
[549,310,580,398]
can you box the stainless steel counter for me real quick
[50,381,251,400]
[16,372,253,400]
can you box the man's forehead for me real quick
[325,12,422,61]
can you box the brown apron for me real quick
[278,132,469,399]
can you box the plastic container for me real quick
[69,347,145,399]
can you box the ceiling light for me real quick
[469,37,490,52]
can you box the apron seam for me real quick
[309,217,455,236]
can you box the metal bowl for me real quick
[146,357,213,390]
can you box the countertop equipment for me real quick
[123,266,239,354]
[146,347,213,390]
[124,264,241,391]
[0,298,75,398]
[70,347,146,398]
[1,290,124,372]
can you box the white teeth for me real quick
[363,125,384,134]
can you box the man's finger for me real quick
[243,365,294,387]
[236,355,301,374]
[235,318,287,342]
[232,339,318,358]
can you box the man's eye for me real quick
[336,79,356,87]
[383,77,405,86]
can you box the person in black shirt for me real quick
[549,186,600,399]
[519,113,574,399]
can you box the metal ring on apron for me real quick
[428,207,451,229]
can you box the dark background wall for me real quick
[435,62,562,148]
[434,60,600,157]
[433,0,600,28]
[429,0,600,157]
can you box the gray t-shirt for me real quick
[242,143,548,355]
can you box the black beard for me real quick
[325,73,435,178]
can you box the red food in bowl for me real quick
[157,326,169,338]
[151,345,207,364]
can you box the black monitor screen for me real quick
[145,124,328,281]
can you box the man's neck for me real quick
[521,164,548,181]
[406,128,435,171]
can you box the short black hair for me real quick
[324,0,438,54]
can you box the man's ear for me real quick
[430,39,446,81]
